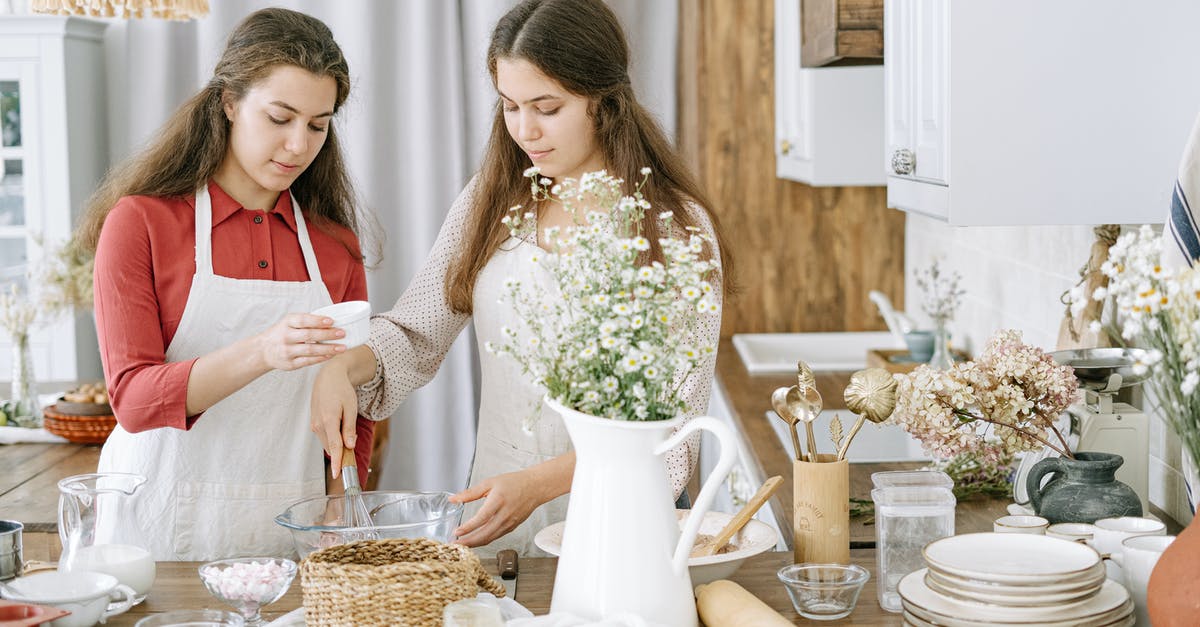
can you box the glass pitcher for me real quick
[57,473,156,604]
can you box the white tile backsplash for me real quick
[903,212,1194,525]
[903,213,1095,351]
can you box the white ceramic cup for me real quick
[1046,522,1097,543]
[311,300,370,348]
[1090,517,1166,581]
[1111,534,1175,627]
[0,570,136,627]
[993,515,1049,534]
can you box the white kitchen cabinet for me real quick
[0,16,107,384]
[775,0,885,187]
[884,0,1200,225]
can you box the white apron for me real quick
[97,186,329,561]
[469,237,571,557]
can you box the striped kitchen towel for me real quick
[1166,111,1200,268]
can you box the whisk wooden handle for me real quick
[341,447,357,469]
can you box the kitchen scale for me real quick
[1035,348,1151,513]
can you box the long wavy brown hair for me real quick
[445,0,734,314]
[75,8,372,260]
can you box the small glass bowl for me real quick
[134,609,246,626]
[198,558,297,627]
[777,563,870,621]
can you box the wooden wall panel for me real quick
[677,0,906,337]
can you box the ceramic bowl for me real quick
[533,509,779,585]
[1,571,136,627]
[311,300,370,348]
[274,490,462,557]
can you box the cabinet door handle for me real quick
[780,139,792,156]
[891,148,916,175]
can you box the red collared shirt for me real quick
[94,181,374,482]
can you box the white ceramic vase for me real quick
[546,396,737,626]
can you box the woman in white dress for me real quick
[310,0,734,556]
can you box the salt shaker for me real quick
[871,485,956,613]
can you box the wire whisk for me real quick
[341,447,379,542]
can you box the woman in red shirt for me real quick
[73,8,373,560]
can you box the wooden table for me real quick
[89,550,900,626]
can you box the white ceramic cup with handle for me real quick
[0,570,136,627]
[1090,517,1166,581]
[993,515,1049,534]
[1111,534,1175,627]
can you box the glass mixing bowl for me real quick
[273,491,463,557]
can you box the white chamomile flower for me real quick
[523,166,541,177]
[682,286,701,300]
[644,366,659,379]
[633,237,650,251]
[585,390,600,403]
[612,303,631,316]
[640,167,651,175]
[601,336,618,349]
[594,294,610,306]
[528,336,540,347]
[637,267,654,281]
[630,315,644,330]
[602,377,619,392]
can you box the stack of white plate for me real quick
[899,533,1133,627]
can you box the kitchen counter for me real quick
[15,548,905,626]
[712,339,1182,545]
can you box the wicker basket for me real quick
[300,538,504,627]
[42,404,117,444]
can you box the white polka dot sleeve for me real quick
[664,203,724,500]
[355,180,478,420]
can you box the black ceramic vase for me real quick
[1025,451,1142,523]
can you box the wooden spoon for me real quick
[694,475,784,556]
[771,387,804,461]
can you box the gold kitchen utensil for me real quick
[794,361,822,463]
[837,368,898,461]
[341,447,379,541]
[771,387,804,462]
[695,475,784,557]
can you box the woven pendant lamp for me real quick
[30,0,208,20]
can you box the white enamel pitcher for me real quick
[546,396,737,626]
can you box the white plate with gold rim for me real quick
[904,603,1133,627]
[923,570,1102,608]
[922,533,1101,584]
[924,563,1105,596]
[900,569,1130,624]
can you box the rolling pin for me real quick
[694,580,793,627]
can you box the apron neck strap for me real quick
[194,184,325,284]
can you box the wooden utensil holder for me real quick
[793,454,850,564]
